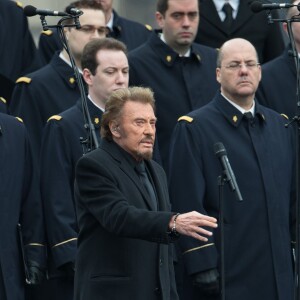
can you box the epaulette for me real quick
[178,116,193,123]
[41,30,53,36]
[15,117,23,123]
[16,1,23,8]
[145,24,153,31]
[47,115,62,122]
[16,77,32,84]
[280,113,289,120]
[0,97,7,104]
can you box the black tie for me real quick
[135,162,157,210]
[244,112,253,118]
[244,112,255,127]
[222,2,233,31]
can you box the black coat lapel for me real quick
[101,140,158,210]
[200,0,223,30]
[231,1,254,34]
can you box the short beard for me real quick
[136,149,153,161]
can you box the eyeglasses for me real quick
[77,25,109,36]
[222,61,260,71]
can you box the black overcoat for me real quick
[74,139,179,300]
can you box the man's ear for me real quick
[216,68,221,84]
[155,11,164,28]
[109,121,121,138]
[82,68,93,86]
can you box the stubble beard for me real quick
[136,149,153,161]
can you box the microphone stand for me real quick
[217,173,227,300]
[38,13,99,154]
[286,17,300,300]
[263,9,300,300]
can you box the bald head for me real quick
[216,38,261,110]
[217,38,259,68]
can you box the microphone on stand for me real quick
[24,5,70,17]
[66,6,83,16]
[214,142,243,201]
[251,1,295,13]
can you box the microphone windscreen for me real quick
[24,5,37,17]
[65,5,74,14]
[250,1,263,13]
[213,142,227,158]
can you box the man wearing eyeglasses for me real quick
[38,0,152,65]
[9,0,106,159]
[168,38,295,300]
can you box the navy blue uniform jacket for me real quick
[129,32,219,169]
[9,53,80,156]
[168,93,294,300]
[257,46,297,119]
[0,113,46,300]
[195,0,284,63]
[0,1,40,82]
[40,99,102,274]
[74,139,178,300]
[0,1,41,102]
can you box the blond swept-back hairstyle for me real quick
[101,87,155,140]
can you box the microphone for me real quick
[251,1,294,13]
[66,6,83,16]
[214,142,243,201]
[24,5,69,17]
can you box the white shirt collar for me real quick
[212,0,239,20]
[160,33,191,57]
[221,92,255,115]
[106,11,114,30]
[88,94,105,112]
[59,51,83,74]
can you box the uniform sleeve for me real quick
[10,80,44,156]
[19,126,46,267]
[168,120,218,275]
[40,119,78,268]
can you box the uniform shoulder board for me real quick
[47,115,62,122]
[15,117,23,123]
[145,24,152,31]
[280,113,289,120]
[0,97,7,104]
[41,30,53,36]
[16,77,32,84]
[178,116,193,123]
[16,1,23,8]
